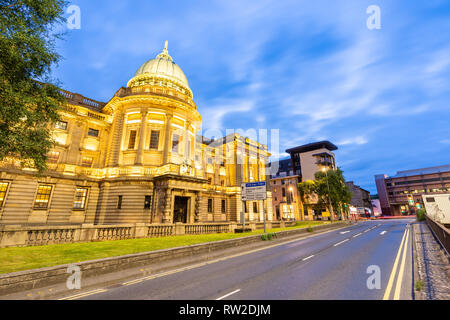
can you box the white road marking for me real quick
[58,288,107,300]
[115,227,346,288]
[302,255,315,261]
[364,229,370,233]
[380,231,387,235]
[340,231,350,234]
[333,239,349,247]
[353,233,362,238]
[216,289,241,300]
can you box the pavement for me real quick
[50,219,415,300]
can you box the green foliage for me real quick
[307,227,313,233]
[298,168,352,221]
[415,280,423,292]
[416,208,426,221]
[261,234,267,241]
[0,0,68,172]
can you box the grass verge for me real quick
[0,221,327,274]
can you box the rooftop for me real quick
[391,164,450,178]
[286,141,338,154]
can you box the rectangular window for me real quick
[73,187,88,209]
[149,130,160,150]
[172,134,180,153]
[208,177,213,185]
[117,195,123,209]
[47,151,60,164]
[186,138,191,158]
[34,185,53,209]
[282,188,286,197]
[221,199,226,213]
[81,156,93,168]
[128,130,137,149]
[144,195,151,209]
[88,128,99,137]
[55,121,67,130]
[253,202,258,213]
[208,198,213,213]
[244,201,248,213]
[0,182,9,207]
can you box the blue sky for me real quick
[52,0,450,193]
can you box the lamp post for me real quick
[289,186,294,221]
[322,167,335,222]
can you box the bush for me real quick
[267,233,272,240]
[307,227,314,233]
[261,234,267,241]
[416,208,426,222]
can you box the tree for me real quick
[0,0,67,172]
[314,168,352,220]
[298,168,352,221]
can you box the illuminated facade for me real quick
[0,42,272,226]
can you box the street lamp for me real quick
[322,167,335,221]
[289,186,294,221]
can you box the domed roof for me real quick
[130,41,189,89]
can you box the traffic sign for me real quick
[241,181,267,201]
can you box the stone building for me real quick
[345,181,373,212]
[0,42,272,226]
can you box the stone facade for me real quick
[0,43,272,226]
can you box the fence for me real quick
[0,222,245,248]
[425,215,450,255]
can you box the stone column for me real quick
[162,188,173,223]
[163,114,173,165]
[184,121,191,163]
[135,109,148,166]
[194,192,202,222]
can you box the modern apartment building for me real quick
[268,141,338,221]
[375,165,450,216]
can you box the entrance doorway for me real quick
[173,196,189,223]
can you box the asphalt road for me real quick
[63,219,415,300]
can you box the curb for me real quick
[0,222,351,296]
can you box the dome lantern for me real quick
[127,41,192,98]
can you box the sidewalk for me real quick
[413,222,450,300]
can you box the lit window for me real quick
[73,187,88,209]
[88,128,99,137]
[34,185,53,209]
[149,130,160,150]
[186,138,191,158]
[117,195,123,209]
[47,151,60,164]
[55,121,67,130]
[128,130,137,149]
[221,199,226,213]
[172,134,180,153]
[208,198,213,213]
[0,182,9,207]
[81,157,93,168]
[144,195,151,209]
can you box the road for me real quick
[60,219,415,300]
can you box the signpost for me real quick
[241,181,267,233]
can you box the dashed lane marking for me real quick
[302,255,315,261]
[216,289,241,300]
[58,289,108,300]
[333,239,349,247]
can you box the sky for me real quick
[51,0,450,193]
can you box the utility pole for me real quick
[322,167,335,222]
